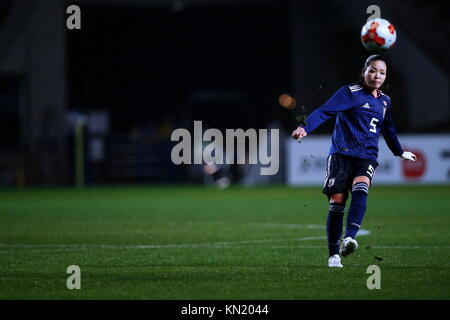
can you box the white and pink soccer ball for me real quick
[361,18,397,52]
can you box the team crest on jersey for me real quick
[328,178,335,188]
[362,103,370,109]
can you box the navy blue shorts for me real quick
[322,153,378,196]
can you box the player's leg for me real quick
[345,176,370,239]
[327,193,347,258]
[341,159,377,257]
[340,176,369,256]
[322,154,351,266]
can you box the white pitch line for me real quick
[247,223,326,230]
[1,244,449,253]
[255,245,450,249]
[0,224,372,251]
[370,245,450,249]
[0,235,328,251]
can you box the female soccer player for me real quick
[291,54,416,268]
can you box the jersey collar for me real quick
[362,84,381,98]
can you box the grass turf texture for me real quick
[0,185,449,300]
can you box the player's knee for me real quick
[353,176,370,187]
[329,193,347,203]
[352,181,369,194]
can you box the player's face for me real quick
[363,60,387,90]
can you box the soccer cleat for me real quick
[328,254,343,268]
[340,237,358,257]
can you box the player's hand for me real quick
[401,151,416,162]
[292,127,307,142]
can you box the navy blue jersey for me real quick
[302,84,403,162]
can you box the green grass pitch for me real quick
[0,185,449,299]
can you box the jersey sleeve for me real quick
[381,106,404,156]
[302,86,356,134]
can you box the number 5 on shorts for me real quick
[366,164,375,178]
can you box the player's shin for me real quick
[326,203,345,256]
[345,182,369,239]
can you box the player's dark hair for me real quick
[364,54,387,68]
[358,54,388,85]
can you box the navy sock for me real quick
[345,182,369,239]
[327,202,345,256]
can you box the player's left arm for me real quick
[382,105,416,162]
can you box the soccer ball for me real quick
[361,18,396,52]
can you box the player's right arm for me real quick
[382,105,416,162]
[292,85,356,141]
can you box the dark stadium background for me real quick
[0,0,448,186]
